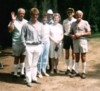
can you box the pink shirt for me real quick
[71,20,91,39]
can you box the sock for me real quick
[82,62,86,73]
[75,62,79,73]
[72,59,75,70]
[66,59,70,70]
[14,64,18,76]
[20,63,25,75]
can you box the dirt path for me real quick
[0,38,100,91]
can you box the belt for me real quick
[26,42,41,45]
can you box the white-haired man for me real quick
[69,10,91,79]
[8,8,28,79]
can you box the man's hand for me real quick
[8,11,16,32]
[75,32,84,38]
[70,35,77,40]
[11,11,16,22]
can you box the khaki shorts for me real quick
[12,43,25,56]
[73,39,88,53]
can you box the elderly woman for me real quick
[37,13,50,78]
[49,13,63,74]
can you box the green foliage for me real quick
[0,0,100,47]
[88,32,100,38]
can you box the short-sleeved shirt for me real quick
[70,20,91,53]
[8,18,28,45]
[63,17,76,50]
[71,20,91,39]
[8,18,27,56]
[63,17,76,36]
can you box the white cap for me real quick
[47,9,53,14]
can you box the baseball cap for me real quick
[47,9,53,14]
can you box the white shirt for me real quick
[8,18,27,44]
[42,23,50,42]
[50,23,63,42]
[63,17,76,36]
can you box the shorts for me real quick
[63,35,73,50]
[73,39,88,53]
[12,43,25,56]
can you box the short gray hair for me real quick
[76,10,83,16]
[53,13,61,21]
[18,8,25,13]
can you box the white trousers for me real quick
[25,44,43,83]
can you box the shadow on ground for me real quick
[0,72,25,85]
[87,63,100,79]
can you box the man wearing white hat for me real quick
[46,9,54,72]
[47,9,54,25]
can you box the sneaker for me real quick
[12,75,18,82]
[32,80,40,84]
[50,70,54,75]
[65,69,71,75]
[70,72,80,78]
[71,69,76,74]
[81,73,86,79]
[0,63,3,69]
[13,75,18,79]
[20,75,25,79]
[38,74,43,78]
[54,69,59,74]
[42,73,49,77]
[27,82,32,87]
[21,79,27,84]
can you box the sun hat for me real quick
[47,9,53,14]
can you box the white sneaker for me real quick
[43,73,49,77]
[27,82,32,87]
[38,74,43,78]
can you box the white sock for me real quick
[14,64,18,76]
[20,63,25,75]
[82,62,86,73]
[75,62,79,73]
[72,59,75,70]
[66,59,70,70]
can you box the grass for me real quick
[88,32,100,38]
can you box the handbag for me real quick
[55,45,59,52]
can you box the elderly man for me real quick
[69,10,91,79]
[47,9,54,24]
[46,9,54,72]
[8,8,27,79]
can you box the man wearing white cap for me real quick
[47,9,54,72]
[47,9,54,25]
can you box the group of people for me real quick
[8,7,91,87]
